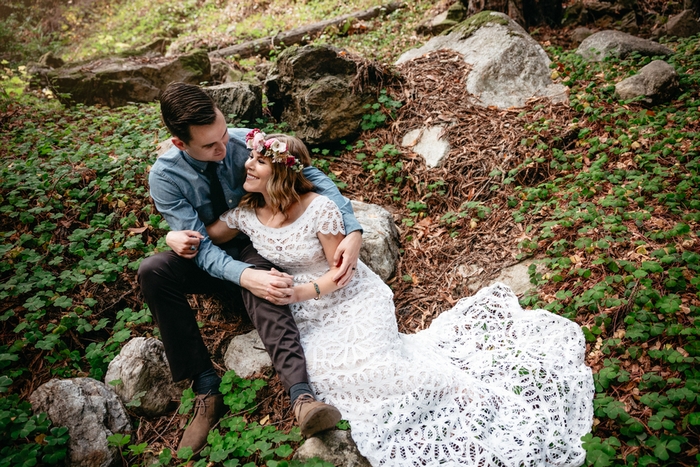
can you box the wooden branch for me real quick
[209,1,404,59]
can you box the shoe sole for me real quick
[300,405,342,437]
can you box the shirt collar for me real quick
[180,149,211,173]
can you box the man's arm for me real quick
[150,171,296,302]
[302,166,362,286]
[149,168,250,285]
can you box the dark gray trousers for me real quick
[136,241,308,392]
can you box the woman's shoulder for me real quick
[300,192,325,209]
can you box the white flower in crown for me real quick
[265,138,289,164]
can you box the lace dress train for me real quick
[220,196,594,467]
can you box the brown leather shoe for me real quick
[178,393,226,455]
[293,393,341,437]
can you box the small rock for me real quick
[401,126,451,168]
[664,9,700,38]
[571,27,595,45]
[416,2,467,36]
[577,30,673,62]
[615,60,680,106]
[294,430,371,467]
[204,82,263,125]
[352,200,400,281]
[29,378,131,467]
[105,337,189,417]
[619,11,639,35]
[224,330,273,378]
[156,139,174,157]
[210,58,246,85]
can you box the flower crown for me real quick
[245,129,303,172]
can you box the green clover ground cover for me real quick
[508,37,700,466]
[2,31,700,467]
[0,98,332,466]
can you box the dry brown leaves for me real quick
[333,49,578,331]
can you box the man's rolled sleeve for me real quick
[148,169,252,285]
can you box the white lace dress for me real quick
[221,196,594,467]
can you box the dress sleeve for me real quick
[219,208,241,230]
[315,197,346,236]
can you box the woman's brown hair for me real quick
[239,134,314,216]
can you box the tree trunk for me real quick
[523,0,563,26]
[465,0,562,27]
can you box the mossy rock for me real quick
[449,10,510,39]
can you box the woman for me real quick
[169,130,594,467]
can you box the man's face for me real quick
[172,109,229,162]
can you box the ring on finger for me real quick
[190,245,197,251]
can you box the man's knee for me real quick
[137,252,177,288]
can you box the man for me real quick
[138,82,363,454]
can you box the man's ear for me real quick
[171,137,187,151]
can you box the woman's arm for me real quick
[206,219,239,245]
[289,230,347,303]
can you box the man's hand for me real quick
[240,267,296,305]
[332,230,362,286]
[166,230,204,259]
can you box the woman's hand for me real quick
[166,230,204,259]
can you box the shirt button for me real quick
[228,200,232,203]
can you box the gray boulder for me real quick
[265,44,384,145]
[660,9,700,38]
[615,60,680,106]
[204,82,263,124]
[396,11,568,109]
[47,49,210,107]
[29,378,131,467]
[577,30,673,62]
[294,430,371,467]
[224,330,273,378]
[105,337,189,417]
[352,200,400,282]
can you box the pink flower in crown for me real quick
[245,129,260,148]
[245,128,266,153]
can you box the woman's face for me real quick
[243,150,272,194]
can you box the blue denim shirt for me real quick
[149,127,362,285]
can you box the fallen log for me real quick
[209,1,404,59]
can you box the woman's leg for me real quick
[237,242,309,392]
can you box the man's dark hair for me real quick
[159,82,218,143]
